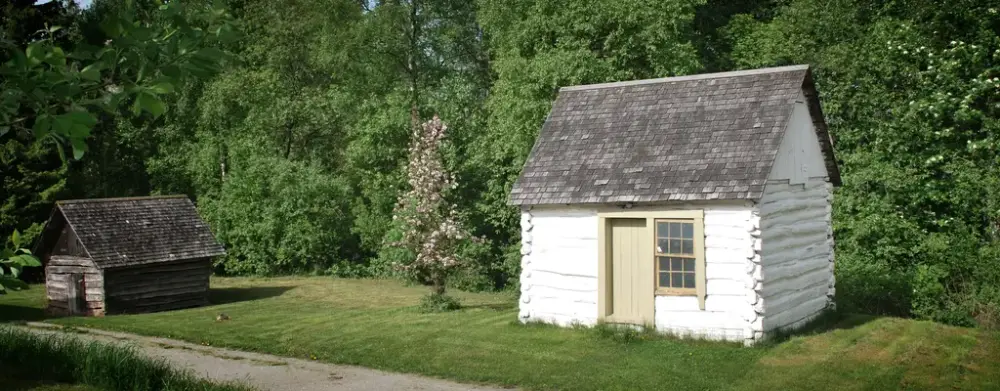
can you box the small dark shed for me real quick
[34,196,225,316]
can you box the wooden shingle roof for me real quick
[509,65,840,206]
[37,196,225,268]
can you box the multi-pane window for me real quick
[655,220,696,293]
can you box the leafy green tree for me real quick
[1,0,80,255]
[0,1,236,291]
[728,0,1000,325]
[470,0,705,287]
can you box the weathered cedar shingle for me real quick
[52,196,225,269]
[509,65,840,206]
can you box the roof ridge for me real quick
[56,195,190,205]
[559,64,810,92]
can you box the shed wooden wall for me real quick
[45,256,104,316]
[51,225,87,259]
[103,258,212,314]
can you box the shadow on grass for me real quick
[0,305,49,323]
[208,286,295,305]
[759,310,879,346]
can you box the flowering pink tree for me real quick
[391,115,471,297]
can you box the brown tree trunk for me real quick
[432,278,446,296]
[408,0,420,128]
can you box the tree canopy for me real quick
[3,0,999,326]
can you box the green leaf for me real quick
[194,47,225,61]
[33,114,52,138]
[11,230,20,247]
[149,81,175,94]
[135,92,166,118]
[52,114,72,136]
[66,111,98,128]
[9,265,20,279]
[0,276,29,291]
[45,46,66,67]
[80,64,101,81]
[71,137,88,160]
[12,255,41,268]
[131,26,152,42]
[25,41,45,64]
[161,65,182,78]
[100,18,123,38]
[0,126,8,137]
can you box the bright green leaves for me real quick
[0,0,238,162]
[149,81,175,94]
[32,115,52,139]
[80,64,101,82]
[0,230,40,293]
[133,92,166,118]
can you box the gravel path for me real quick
[22,323,509,391]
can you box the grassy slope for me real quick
[2,277,999,391]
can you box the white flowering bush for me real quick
[389,116,478,302]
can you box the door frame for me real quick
[597,208,705,324]
[67,273,86,315]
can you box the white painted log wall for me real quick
[518,204,756,343]
[759,178,834,333]
[518,206,600,326]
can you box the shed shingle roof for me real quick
[509,65,840,206]
[39,196,225,268]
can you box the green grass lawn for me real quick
[2,277,999,390]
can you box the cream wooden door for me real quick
[607,218,649,325]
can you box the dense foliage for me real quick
[4,0,999,326]
[1,0,235,289]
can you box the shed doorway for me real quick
[67,274,86,315]
[606,218,649,325]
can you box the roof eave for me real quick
[801,68,842,187]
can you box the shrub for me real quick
[200,157,355,275]
[419,292,462,312]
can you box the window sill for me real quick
[655,288,697,296]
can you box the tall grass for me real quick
[0,326,252,391]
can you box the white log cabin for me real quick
[509,65,840,345]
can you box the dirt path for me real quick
[21,323,509,391]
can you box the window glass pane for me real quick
[671,272,683,288]
[657,239,668,254]
[659,272,670,288]
[670,257,682,271]
[656,222,669,238]
[658,257,669,272]
[683,258,695,272]
[682,223,694,238]
[682,239,693,255]
[669,239,681,253]
[683,272,695,288]
[669,222,681,237]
